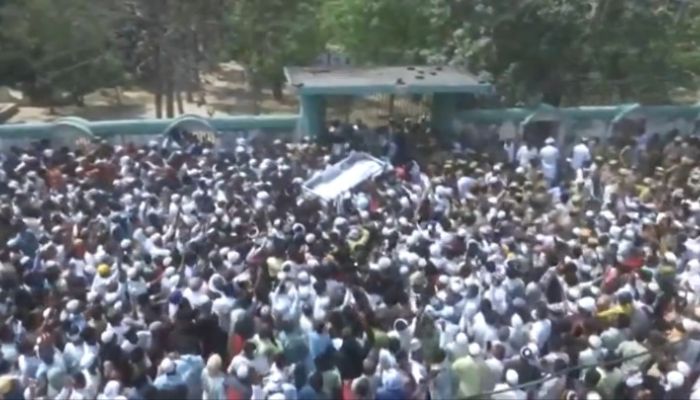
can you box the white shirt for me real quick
[504,142,516,163]
[227,354,253,375]
[516,145,533,168]
[540,144,559,178]
[457,176,477,199]
[183,287,210,309]
[571,143,592,170]
[491,383,527,400]
[530,319,552,351]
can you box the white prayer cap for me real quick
[66,299,80,313]
[121,340,136,353]
[268,394,285,400]
[578,297,596,313]
[160,357,176,374]
[307,258,319,269]
[333,217,348,227]
[226,251,240,264]
[355,195,370,211]
[586,392,602,400]
[506,369,519,385]
[87,291,99,303]
[101,329,115,344]
[305,233,316,244]
[399,265,410,276]
[449,277,464,293]
[588,335,602,349]
[664,252,678,264]
[567,287,581,300]
[666,370,684,389]
[649,280,661,293]
[378,257,391,270]
[468,343,482,357]
[297,270,310,283]
[438,275,449,285]
[256,191,270,202]
[126,266,139,279]
[455,332,468,347]
[545,137,555,145]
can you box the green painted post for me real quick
[299,94,325,138]
[431,93,458,138]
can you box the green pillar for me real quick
[431,93,458,138]
[299,94,325,138]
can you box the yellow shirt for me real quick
[597,303,633,323]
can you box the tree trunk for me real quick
[155,46,163,119]
[272,80,284,101]
[251,76,261,115]
[388,94,396,118]
[186,31,198,103]
[114,87,123,105]
[155,89,163,119]
[166,75,175,118]
[176,91,184,115]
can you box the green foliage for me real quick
[228,0,326,92]
[0,0,699,107]
[321,0,433,65]
[0,0,124,103]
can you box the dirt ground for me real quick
[7,62,300,123]
[7,62,430,126]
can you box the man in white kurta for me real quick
[539,137,560,186]
[571,139,592,171]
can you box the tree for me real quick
[228,0,325,105]
[424,0,695,106]
[115,0,228,118]
[0,0,125,105]
[321,0,433,65]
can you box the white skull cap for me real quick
[378,257,391,270]
[667,370,684,389]
[101,329,115,344]
[506,369,519,385]
[468,343,481,357]
[160,357,176,374]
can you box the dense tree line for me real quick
[0,0,698,113]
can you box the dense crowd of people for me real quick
[1,120,700,400]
